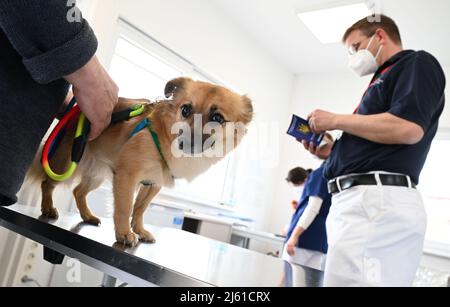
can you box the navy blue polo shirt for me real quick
[324,50,446,184]
[286,164,332,254]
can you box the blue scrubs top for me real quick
[286,164,332,254]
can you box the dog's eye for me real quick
[210,113,225,125]
[181,104,193,118]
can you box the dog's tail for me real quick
[23,144,47,188]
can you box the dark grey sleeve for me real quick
[0,0,98,84]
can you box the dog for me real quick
[26,77,253,246]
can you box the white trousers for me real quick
[324,184,427,287]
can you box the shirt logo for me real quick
[370,78,384,88]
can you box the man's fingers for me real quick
[88,124,103,141]
[309,115,320,134]
[87,117,111,141]
[308,142,317,154]
[311,125,323,135]
[88,122,108,141]
[309,118,321,135]
[302,140,310,150]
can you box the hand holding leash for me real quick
[64,55,119,141]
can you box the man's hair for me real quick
[342,14,402,45]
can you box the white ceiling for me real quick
[210,0,450,74]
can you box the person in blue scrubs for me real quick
[281,166,312,236]
[286,167,312,207]
[282,133,334,271]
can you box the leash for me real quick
[42,98,146,182]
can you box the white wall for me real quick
[265,71,368,233]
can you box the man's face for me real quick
[345,29,385,67]
[345,30,375,56]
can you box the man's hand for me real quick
[308,110,424,145]
[65,55,119,141]
[297,109,337,159]
[307,109,340,135]
[300,139,334,160]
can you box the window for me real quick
[109,36,183,99]
[108,20,237,207]
[419,137,450,247]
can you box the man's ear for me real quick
[375,28,387,45]
[164,77,193,98]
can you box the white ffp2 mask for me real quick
[348,35,383,77]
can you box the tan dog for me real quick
[26,77,253,246]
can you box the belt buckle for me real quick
[336,177,343,193]
[327,179,335,194]
[405,175,413,189]
[328,178,342,194]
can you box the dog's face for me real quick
[164,77,253,157]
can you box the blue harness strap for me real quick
[129,118,170,171]
[130,119,150,138]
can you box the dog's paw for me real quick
[41,207,59,219]
[82,215,101,226]
[115,231,139,247]
[135,228,156,244]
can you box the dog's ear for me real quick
[164,77,192,98]
[240,95,254,124]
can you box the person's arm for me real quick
[307,110,424,145]
[286,196,323,256]
[0,1,118,140]
[0,0,97,84]
[306,53,446,150]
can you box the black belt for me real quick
[328,174,416,195]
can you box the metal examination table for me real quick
[0,205,323,287]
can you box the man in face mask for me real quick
[302,14,446,286]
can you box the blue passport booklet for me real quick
[287,115,325,146]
